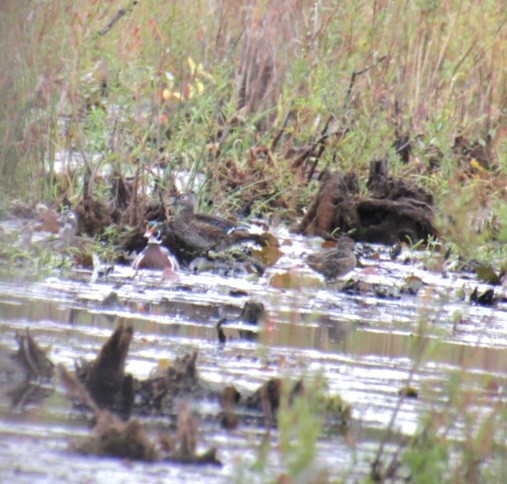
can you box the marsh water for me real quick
[1,226,506,483]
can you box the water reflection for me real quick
[0,238,506,482]
[1,293,507,378]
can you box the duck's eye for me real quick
[64,212,76,222]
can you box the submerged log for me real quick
[12,329,55,380]
[367,159,433,204]
[298,159,437,244]
[77,323,134,418]
[1,330,55,409]
[136,351,201,414]
[298,170,360,239]
[59,365,220,465]
[245,378,304,427]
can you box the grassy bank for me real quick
[1,0,505,224]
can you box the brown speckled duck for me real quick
[169,193,267,256]
[306,236,356,281]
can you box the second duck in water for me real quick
[169,193,267,256]
[306,236,356,281]
[132,222,180,271]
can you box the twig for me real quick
[342,56,387,109]
[306,140,328,182]
[291,115,334,173]
[270,105,293,152]
[98,1,138,37]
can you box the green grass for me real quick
[1,0,505,216]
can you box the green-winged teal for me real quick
[132,222,179,271]
[306,236,356,281]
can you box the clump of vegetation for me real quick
[367,302,507,483]
[369,368,507,483]
[0,0,505,259]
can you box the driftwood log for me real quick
[298,159,437,244]
[77,323,135,419]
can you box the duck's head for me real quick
[144,221,163,242]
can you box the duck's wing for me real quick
[131,247,147,269]
[159,245,180,271]
[306,248,335,266]
[194,213,237,232]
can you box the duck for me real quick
[56,210,80,251]
[168,193,267,256]
[16,209,79,257]
[132,221,179,271]
[306,236,356,281]
[54,210,98,265]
